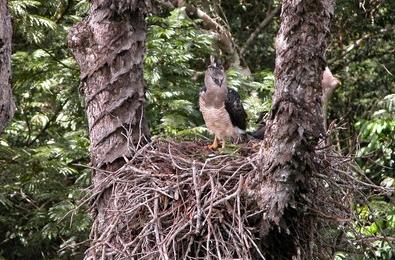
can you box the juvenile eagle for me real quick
[199,61,247,149]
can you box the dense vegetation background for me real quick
[0,0,394,259]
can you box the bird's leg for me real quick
[208,135,219,149]
[221,139,226,149]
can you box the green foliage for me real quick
[0,1,91,259]
[145,9,213,138]
[337,200,395,259]
[326,1,395,257]
[347,94,395,258]
[356,94,395,181]
[0,139,90,258]
[8,0,56,44]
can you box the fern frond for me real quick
[8,0,41,16]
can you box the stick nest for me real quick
[83,139,378,259]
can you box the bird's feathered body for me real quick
[199,62,247,148]
[199,98,237,140]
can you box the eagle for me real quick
[199,61,247,149]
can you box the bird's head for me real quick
[205,57,226,89]
[322,67,341,104]
[207,56,223,70]
[322,67,341,90]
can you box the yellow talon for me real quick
[208,136,219,149]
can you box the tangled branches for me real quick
[81,139,387,259]
[85,141,263,259]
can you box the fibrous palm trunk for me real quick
[67,1,150,258]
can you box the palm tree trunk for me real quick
[68,1,150,169]
[68,1,151,258]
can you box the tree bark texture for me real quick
[0,0,15,135]
[68,2,150,258]
[247,0,333,239]
[68,0,150,169]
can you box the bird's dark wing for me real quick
[250,123,265,139]
[225,88,247,130]
[249,112,267,139]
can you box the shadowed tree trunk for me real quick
[246,0,334,258]
[67,0,150,258]
[0,0,15,134]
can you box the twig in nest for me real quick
[78,139,381,259]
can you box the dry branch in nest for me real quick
[82,137,385,259]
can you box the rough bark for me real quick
[67,1,150,258]
[246,0,334,255]
[68,0,150,169]
[0,0,15,135]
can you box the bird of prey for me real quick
[199,60,247,149]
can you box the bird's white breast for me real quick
[199,98,237,140]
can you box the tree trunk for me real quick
[67,1,150,258]
[246,0,334,257]
[0,0,15,135]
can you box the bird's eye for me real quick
[213,78,222,86]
